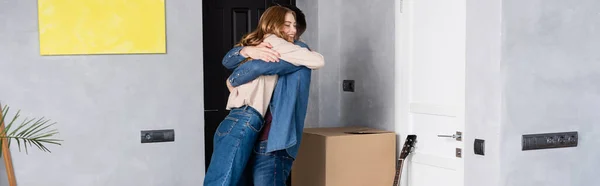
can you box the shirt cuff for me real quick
[233,46,242,55]
[229,47,246,60]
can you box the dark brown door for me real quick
[202,0,296,171]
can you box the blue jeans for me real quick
[246,140,295,186]
[204,106,264,186]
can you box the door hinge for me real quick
[456,148,462,158]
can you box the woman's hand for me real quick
[240,42,281,62]
[226,79,234,92]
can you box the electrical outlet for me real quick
[522,131,577,151]
[141,129,175,143]
[343,80,355,92]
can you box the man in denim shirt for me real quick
[221,5,317,186]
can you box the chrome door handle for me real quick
[437,131,462,141]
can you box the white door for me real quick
[395,0,466,185]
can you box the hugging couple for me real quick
[204,4,325,186]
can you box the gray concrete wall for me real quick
[314,0,343,127]
[339,0,396,131]
[465,0,600,185]
[0,1,205,185]
[501,0,600,185]
[298,0,396,130]
[297,0,320,128]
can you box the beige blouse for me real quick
[226,34,325,116]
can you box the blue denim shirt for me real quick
[221,41,313,159]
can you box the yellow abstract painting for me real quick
[38,0,166,55]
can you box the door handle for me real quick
[437,131,462,141]
[204,109,219,112]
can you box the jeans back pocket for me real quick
[216,117,238,136]
[247,116,264,133]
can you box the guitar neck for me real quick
[392,159,405,186]
[393,135,417,186]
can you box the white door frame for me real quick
[395,0,411,142]
[394,0,414,182]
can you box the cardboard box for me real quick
[291,126,396,186]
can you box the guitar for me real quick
[392,135,417,186]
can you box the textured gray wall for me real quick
[0,1,205,185]
[297,0,320,128]
[314,0,343,127]
[501,0,600,185]
[298,0,396,130]
[465,0,600,185]
[339,0,396,131]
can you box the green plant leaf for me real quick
[5,109,20,134]
[0,104,62,155]
[10,117,34,136]
[15,138,21,152]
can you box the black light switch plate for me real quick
[474,139,485,155]
[343,80,355,92]
[141,129,175,143]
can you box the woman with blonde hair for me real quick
[204,5,324,186]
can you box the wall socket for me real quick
[343,80,355,92]
[522,131,578,151]
[141,129,175,143]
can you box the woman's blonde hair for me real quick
[236,6,296,46]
